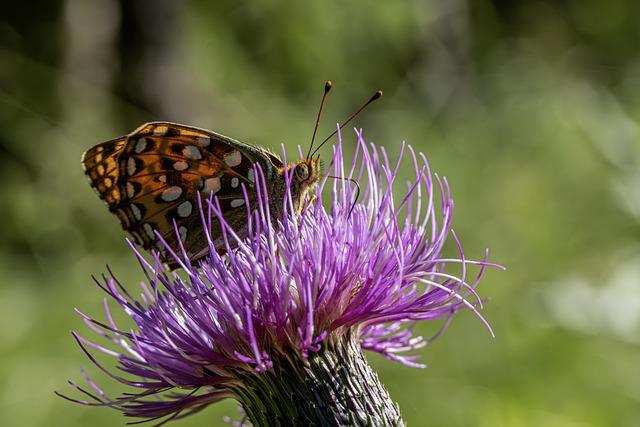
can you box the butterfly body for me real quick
[82,122,321,266]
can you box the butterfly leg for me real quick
[301,195,316,214]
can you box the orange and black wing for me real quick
[82,121,282,266]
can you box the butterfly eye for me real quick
[295,163,310,180]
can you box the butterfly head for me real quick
[288,156,322,210]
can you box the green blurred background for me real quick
[2,1,640,426]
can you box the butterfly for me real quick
[81,82,382,268]
[82,121,323,267]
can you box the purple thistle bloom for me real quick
[59,129,502,425]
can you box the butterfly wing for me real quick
[82,121,283,266]
[82,137,127,207]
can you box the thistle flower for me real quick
[59,130,502,426]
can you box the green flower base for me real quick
[231,335,405,426]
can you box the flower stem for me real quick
[231,335,405,426]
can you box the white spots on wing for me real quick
[177,201,192,218]
[197,136,210,147]
[115,209,130,227]
[126,182,135,198]
[94,153,103,163]
[182,145,202,160]
[158,175,167,183]
[155,242,167,258]
[161,186,183,202]
[134,137,147,153]
[224,150,242,167]
[143,223,155,239]
[179,226,188,242]
[97,164,105,175]
[131,204,142,221]
[203,177,221,194]
[173,161,188,171]
[231,177,239,188]
[153,125,168,136]
[247,169,255,183]
[127,157,137,175]
[103,177,113,187]
[230,199,245,208]
[95,146,104,153]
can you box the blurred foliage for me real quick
[1,1,640,426]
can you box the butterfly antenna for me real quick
[327,175,361,217]
[307,80,333,160]
[311,89,383,158]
